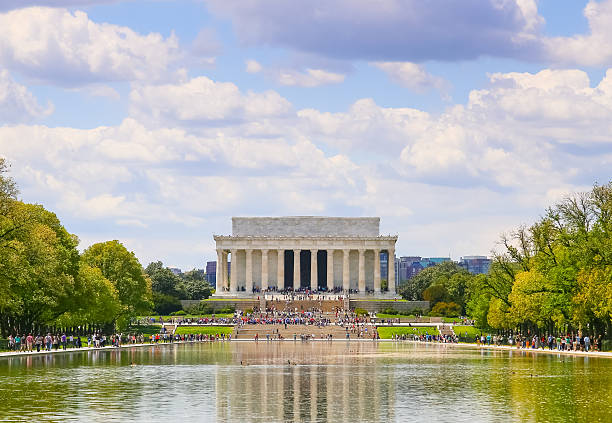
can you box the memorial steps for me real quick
[268,299,345,313]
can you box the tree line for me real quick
[0,159,152,336]
[145,261,213,315]
[400,182,612,339]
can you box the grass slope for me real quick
[377,326,439,339]
[175,326,233,336]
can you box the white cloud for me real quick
[544,0,612,66]
[245,59,346,87]
[129,76,293,126]
[245,59,263,74]
[372,62,450,96]
[0,7,180,85]
[0,1,123,12]
[275,68,345,87]
[0,69,53,122]
[4,68,612,268]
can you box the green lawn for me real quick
[377,326,439,339]
[453,325,483,340]
[175,326,234,336]
[127,325,165,336]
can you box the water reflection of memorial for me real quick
[215,342,395,422]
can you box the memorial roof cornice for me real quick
[214,235,398,241]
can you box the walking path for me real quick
[2,337,612,359]
[414,340,612,358]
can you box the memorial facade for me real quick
[214,217,397,297]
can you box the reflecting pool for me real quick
[1,342,611,422]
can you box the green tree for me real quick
[182,269,212,300]
[400,261,471,301]
[145,261,185,298]
[152,292,182,315]
[82,241,152,327]
[0,201,80,335]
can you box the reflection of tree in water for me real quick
[3,343,612,421]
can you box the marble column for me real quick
[216,249,223,291]
[342,249,350,292]
[277,249,284,290]
[388,248,396,294]
[327,249,334,291]
[374,249,381,293]
[310,249,318,291]
[358,249,365,293]
[261,249,269,291]
[245,249,253,293]
[222,251,228,291]
[293,249,301,290]
[230,249,238,293]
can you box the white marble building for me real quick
[214,217,397,297]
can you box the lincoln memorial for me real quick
[214,217,397,297]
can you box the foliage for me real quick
[152,292,182,315]
[379,307,413,316]
[127,325,163,336]
[82,240,152,327]
[184,300,235,315]
[354,307,369,316]
[464,182,612,339]
[399,261,473,313]
[146,261,184,298]
[181,269,213,300]
[430,301,461,317]
[0,161,150,336]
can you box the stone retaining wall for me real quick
[180,299,260,311]
[349,300,429,313]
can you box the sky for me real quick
[1,0,612,270]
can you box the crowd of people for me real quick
[392,333,459,343]
[476,333,604,352]
[6,333,83,352]
[4,330,232,353]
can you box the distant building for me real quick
[397,256,422,281]
[168,267,182,276]
[428,257,451,265]
[459,256,491,275]
[205,261,217,287]
[396,256,451,283]
[381,252,388,281]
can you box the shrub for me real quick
[171,310,187,316]
[430,301,461,317]
[152,292,182,315]
[184,301,214,315]
[354,308,369,316]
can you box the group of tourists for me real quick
[475,333,604,352]
[392,333,458,343]
[7,333,81,352]
[148,332,230,343]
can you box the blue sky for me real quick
[2,0,612,270]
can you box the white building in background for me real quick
[214,217,398,297]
